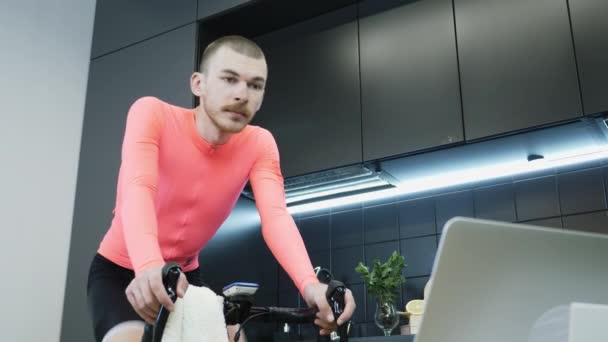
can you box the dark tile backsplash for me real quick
[348,283,367,324]
[473,183,517,222]
[435,190,474,233]
[563,210,608,234]
[398,198,436,238]
[524,216,563,229]
[278,163,608,337]
[278,288,299,308]
[278,267,298,293]
[300,215,331,252]
[308,250,331,273]
[363,203,399,244]
[331,208,364,248]
[365,241,401,268]
[402,276,430,305]
[331,245,365,285]
[400,236,437,278]
[558,167,607,215]
[514,176,560,221]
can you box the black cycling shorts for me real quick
[86,253,207,342]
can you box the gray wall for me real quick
[0,1,96,342]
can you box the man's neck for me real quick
[194,106,233,145]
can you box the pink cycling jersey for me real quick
[97,96,319,294]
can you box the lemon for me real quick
[405,299,425,315]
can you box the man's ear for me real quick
[190,72,206,97]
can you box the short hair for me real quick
[199,35,265,73]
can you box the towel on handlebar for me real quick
[161,285,229,342]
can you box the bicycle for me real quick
[141,263,351,342]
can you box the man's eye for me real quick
[223,77,237,83]
[249,83,263,90]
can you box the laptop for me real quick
[415,217,608,342]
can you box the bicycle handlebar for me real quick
[252,306,318,323]
[141,263,350,342]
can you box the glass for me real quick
[374,298,399,336]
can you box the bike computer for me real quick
[222,282,259,297]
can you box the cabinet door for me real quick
[569,0,608,115]
[197,0,251,19]
[359,0,463,161]
[62,24,197,342]
[92,0,197,58]
[455,0,582,140]
[252,5,362,178]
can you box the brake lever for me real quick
[162,262,182,301]
[141,262,182,342]
[326,280,349,342]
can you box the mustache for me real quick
[222,102,252,118]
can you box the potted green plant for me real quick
[355,250,406,336]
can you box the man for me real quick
[87,35,356,342]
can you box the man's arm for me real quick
[248,129,319,295]
[119,97,191,323]
[119,96,166,275]
[248,129,356,333]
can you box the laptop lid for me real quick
[415,217,608,342]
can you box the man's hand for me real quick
[125,265,189,324]
[303,282,356,335]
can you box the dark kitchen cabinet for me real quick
[252,5,362,177]
[197,0,251,20]
[359,0,463,161]
[569,0,608,115]
[455,0,582,140]
[91,0,197,58]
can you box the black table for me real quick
[300,335,415,342]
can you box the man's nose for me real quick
[233,81,249,102]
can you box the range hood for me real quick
[241,163,399,206]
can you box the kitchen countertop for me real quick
[300,335,415,342]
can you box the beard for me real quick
[203,100,253,134]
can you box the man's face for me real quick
[197,46,267,134]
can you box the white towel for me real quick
[161,285,229,342]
